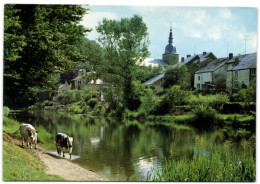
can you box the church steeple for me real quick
[164,27,176,54]
[162,26,179,66]
[168,26,173,44]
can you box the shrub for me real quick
[87,98,98,108]
[139,88,160,115]
[232,87,256,110]
[187,93,229,111]
[192,104,217,123]
[3,106,10,116]
[156,85,190,115]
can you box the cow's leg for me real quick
[70,153,72,160]
[30,142,32,149]
[63,152,65,158]
[22,138,24,146]
[27,141,29,148]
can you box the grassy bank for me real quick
[3,139,64,181]
[3,112,62,181]
[148,149,255,182]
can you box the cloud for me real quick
[80,11,118,40]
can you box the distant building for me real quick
[139,27,179,67]
[226,53,256,92]
[180,51,216,89]
[71,69,86,90]
[58,83,71,94]
[194,52,256,92]
[143,73,165,93]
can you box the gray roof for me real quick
[71,75,83,81]
[180,52,214,66]
[229,53,256,71]
[143,73,165,85]
[195,58,228,74]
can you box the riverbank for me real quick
[3,115,106,181]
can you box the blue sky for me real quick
[81,5,258,60]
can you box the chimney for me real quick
[229,53,233,59]
[187,54,191,58]
[181,57,185,62]
[203,51,207,55]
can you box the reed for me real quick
[148,149,255,182]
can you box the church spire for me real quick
[168,26,173,44]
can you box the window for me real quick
[198,76,200,80]
[234,81,238,88]
[250,69,256,75]
[234,71,238,78]
[205,81,210,84]
[197,84,200,90]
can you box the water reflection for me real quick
[10,111,255,181]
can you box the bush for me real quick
[139,88,160,115]
[192,104,217,123]
[156,85,190,115]
[232,87,256,110]
[87,98,98,108]
[187,93,229,111]
[3,106,10,116]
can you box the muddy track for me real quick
[3,132,106,181]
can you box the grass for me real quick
[148,149,255,182]
[3,140,64,181]
[217,114,255,122]
[3,115,62,180]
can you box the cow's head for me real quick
[27,128,37,141]
[67,136,73,148]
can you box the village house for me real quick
[226,53,256,93]
[71,69,86,90]
[194,52,256,92]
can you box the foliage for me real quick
[96,14,150,111]
[162,65,188,89]
[4,5,90,107]
[148,149,255,182]
[192,104,217,123]
[136,65,163,83]
[157,85,190,115]
[3,106,10,116]
[3,140,63,181]
[56,87,99,106]
[138,88,160,115]
[3,116,21,137]
[232,87,256,110]
[187,93,229,111]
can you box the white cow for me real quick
[19,123,38,149]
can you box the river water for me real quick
[9,110,255,181]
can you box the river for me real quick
[9,110,255,181]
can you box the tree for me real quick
[96,15,150,111]
[162,65,188,89]
[4,5,90,106]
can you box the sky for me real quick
[81,5,257,60]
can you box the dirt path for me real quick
[3,132,106,181]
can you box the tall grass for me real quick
[148,149,255,182]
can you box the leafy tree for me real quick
[96,15,150,111]
[4,5,90,106]
[136,65,163,83]
[162,65,188,89]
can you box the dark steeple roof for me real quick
[164,27,176,54]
